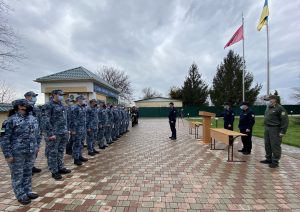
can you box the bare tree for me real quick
[0,1,21,71]
[96,66,133,100]
[292,88,300,104]
[0,80,16,103]
[141,87,161,99]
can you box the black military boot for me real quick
[52,172,62,180]
[59,168,72,174]
[269,163,279,168]
[32,166,42,173]
[93,149,100,154]
[88,152,96,156]
[99,145,106,150]
[74,159,83,166]
[18,196,31,205]
[79,156,88,162]
[27,192,39,199]
[260,159,272,164]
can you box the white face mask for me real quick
[224,105,229,110]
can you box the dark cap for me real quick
[267,95,279,101]
[65,98,74,103]
[24,91,38,97]
[12,99,30,107]
[76,95,85,101]
[51,89,64,95]
[89,99,97,104]
[169,102,174,105]
[241,101,249,106]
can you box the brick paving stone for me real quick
[0,118,300,211]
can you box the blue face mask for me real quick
[31,97,37,104]
[58,95,64,102]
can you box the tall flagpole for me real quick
[242,13,245,102]
[266,20,270,96]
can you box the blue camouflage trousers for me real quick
[72,133,85,160]
[87,129,98,153]
[105,125,112,144]
[45,134,68,173]
[97,127,107,147]
[8,153,35,200]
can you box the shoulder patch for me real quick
[252,114,255,117]
[281,112,286,116]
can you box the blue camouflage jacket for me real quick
[70,104,86,133]
[1,113,38,158]
[86,106,98,130]
[42,100,68,137]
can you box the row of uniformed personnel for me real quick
[0,89,130,205]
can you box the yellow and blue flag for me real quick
[257,0,269,31]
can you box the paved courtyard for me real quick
[0,118,300,211]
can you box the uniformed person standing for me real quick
[42,90,71,180]
[24,91,42,174]
[222,102,235,130]
[70,95,88,165]
[112,105,119,141]
[1,99,39,204]
[238,102,255,155]
[168,102,177,140]
[97,102,107,149]
[65,98,74,155]
[260,95,289,168]
[104,104,113,145]
[86,99,100,156]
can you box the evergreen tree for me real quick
[210,50,262,106]
[169,86,182,100]
[182,63,209,106]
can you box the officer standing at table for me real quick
[238,102,255,155]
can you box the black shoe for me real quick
[269,163,279,168]
[18,196,31,205]
[66,151,72,155]
[260,159,272,164]
[242,152,251,155]
[32,166,41,173]
[169,137,173,139]
[27,192,39,199]
[99,146,106,150]
[79,157,88,162]
[59,168,71,174]
[93,149,100,154]
[52,172,62,180]
[88,152,96,156]
[171,138,177,140]
[104,145,109,147]
[113,138,117,141]
[74,160,83,166]
[238,149,245,152]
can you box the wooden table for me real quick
[199,111,215,144]
[189,121,202,139]
[210,128,247,162]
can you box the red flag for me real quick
[224,25,244,49]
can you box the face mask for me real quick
[224,106,229,110]
[31,97,37,104]
[58,96,64,102]
[240,105,247,110]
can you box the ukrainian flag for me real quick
[257,0,269,31]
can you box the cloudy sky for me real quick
[2,0,300,104]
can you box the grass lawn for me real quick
[186,116,300,148]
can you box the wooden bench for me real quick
[189,121,202,139]
[210,128,247,162]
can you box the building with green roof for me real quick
[35,66,120,103]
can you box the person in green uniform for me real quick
[260,95,289,168]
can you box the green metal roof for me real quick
[0,103,12,112]
[35,66,120,94]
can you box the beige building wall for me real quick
[0,112,8,126]
[136,101,182,108]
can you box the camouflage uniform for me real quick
[97,107,107,148]
[65,104,73,154]
[70,104,86,160]
[42,100,69,174]
[1,109,38,201]
[125,109,130,132]
[105,107,113,144]
[112,107,119,140]
[86,106,99,153]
